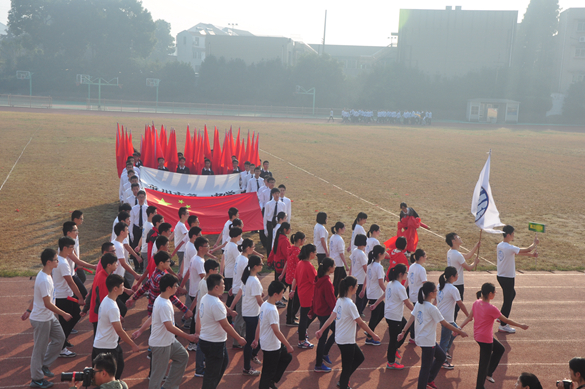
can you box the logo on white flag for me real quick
[475,187,489,223]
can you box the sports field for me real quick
[0,108,584,275]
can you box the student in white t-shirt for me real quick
[315,276,380,389]
[398,282,468,389]
[148,274,196,389]
[351,234,369,315]
[222,227,243,317]
[348,212,368,253]
[437,267,469,368]
[496,225,538,333]
[112,222,139,284]
[197,274,246,389]
[330,222,348,296]
[22,249,69,388]
[92,274,140,379]
[406,249,428,343]
[231,239,255,346]
[364,245,386,346]
[313,212,329,265]
[365,224,383,256]
[445,232,480,321]
[137,205,157,267]
[172,207,190,269]
[230,255,264,376]
[252,281,294,389]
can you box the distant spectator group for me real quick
[340,109,432,125]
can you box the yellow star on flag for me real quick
[178,200,184,204]
[157,198,172,206]
[185,205,191,209]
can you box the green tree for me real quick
[562,81,585,123]
[291,53,345,108]
[148,19,175,62]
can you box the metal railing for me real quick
[0,94,53,109]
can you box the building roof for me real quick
[309,44,388,57]
[467,98,520,104]
[187,23,254,36]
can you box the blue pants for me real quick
[439,321,459,355]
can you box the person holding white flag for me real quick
[471,150,505,234]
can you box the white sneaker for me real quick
[498,324,516,333]
[59,348,76,358]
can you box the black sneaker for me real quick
[41,366,54,378]
[275,301,286,309]
[65,340,74,348]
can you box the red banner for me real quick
[145,189,263,234]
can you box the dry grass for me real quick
[0,110,584,276]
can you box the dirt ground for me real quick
[0,108,584,275]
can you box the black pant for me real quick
[497,276,515,318]
[333,267,346,297]
[454,284,464,321]
[92,345,124,379]
[367,299,384,334]
[286,289,300,324]
[116,296,128,318]
[190,303,197,334]
[355,284,367,315]
[259,344,292,389]
[418,343,445,389]
[75,268,86,284]
[386,318,407,363]
[243,316,261,371]
[476,338,505,389]
[298,306,315,342]
[317,253,326,266]
[338,343,364,389]
[316,315,335,366]
[199,340,228,389]
[132,225,143,271]
[224,278,233,324]
[55,298,81,347]
[73,274,87,300]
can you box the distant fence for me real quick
[0,94,53,109]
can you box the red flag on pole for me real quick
[167,129,179,172]
[203,125,212,162]
[212,126,222,174]
[184,126,192,172]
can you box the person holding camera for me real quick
[68,353,127,389]
[557,358,585,389]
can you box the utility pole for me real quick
[321,10,327,55]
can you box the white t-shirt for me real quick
[366,262,385,300]
[330,234,346,267]
[365,237,380,256]
[242,276,263,317]
[141,221,154,253]
[412,301,444,347]
[149,296,175,347]
[350,224,366,252]
[93,296,121,349]
[221,220,232,245]
[110,217,119,243]
[350,248,368,284]
[112,240,127,277]
[232,255,249,294]
[437,283,461,323]
[183,241,196,278]
[199,293,228,342]
[174,221,189,253]
[30,270,55,322]
[313,223,329,254]
[447,249,466,286]
[384,280,409,321]
[497,242,520,278]
[197,276,209,308]
[223,242,240,278]
[259,302,281,351]
[334,297,360,345]
[408,263,427,302]
[53,256,73,299]
[189,255,205,298]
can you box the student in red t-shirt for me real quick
[311,257,337,373]
[386,237,409,285]
[85,253,122,334]
[282,232,305,326]
[272,223,291,284]
[291,244,317,349]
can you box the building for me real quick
[308,44,397,77]
[552,8,585,94]
[466,98,520,123]
[397,7,518,78]
[176,23,316,72]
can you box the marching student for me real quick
[496,225,538,333]
[86,253,124,334]
[246,167,264,198]
[364,245,386,346]
[213,207,239,252]
[176,157,190,174]
[198,274,247,389]
[110,204,133,242]
[407,248,428,343]
[229,255,264,376]
[221,228,243,314]
[445,232,480,321]
[92,274,140,379]
[313,212,329,265]
[370,263,413,370]
[259,177,276,212]
[351,234,368,316]
[61,221,96,300]
[178,226,202,316]
[157,157,169,171]
[22,249,69,389]
[315,276,381,389]
[272,222,291,290]
[365,224,384,255]
[231,239,255,347]
[312,258,337,373]
[283,232,305,326]
[386,237,409,284]
[239,161,252,192]
[262,187,286,250]
[252,280,294,389]
[291,244,318,349]
[270,212,287,253]
[179,236,207,348]
[173,207,190,270]
[348,212,367,253]
[278,184,292,223]
[201,158,214,175]
[148,274,196,389]
[119,164,136,202]
[398,282,468,389]
[129,191,148,272]
[70,210,87,284]
[228,159,241,174]
[112,222,140,296]
[260,160,272,178]
[459,283,529,388]
[329,222,348,296]
[437,266,469,368]
[136,205,157,271]
[53,237,85,358]
[133,151,143,167]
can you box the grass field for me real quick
[1,109,584,276]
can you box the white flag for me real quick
[471,150,505,234]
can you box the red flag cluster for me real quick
[115,124,261,177]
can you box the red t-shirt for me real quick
[472,299,502,343]
[89,269,108,323]
[285,246,300,285]
[386,249,409,285]
[311,276,337,317]
[295,260,317,308]
[273,234,291,274]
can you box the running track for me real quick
[1,271,583,388]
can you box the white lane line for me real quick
[0,131,37,192]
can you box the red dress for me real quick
[384,216,429,253]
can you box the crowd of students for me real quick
[23,157,582,389]
[340,110,432,125]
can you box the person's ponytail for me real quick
[298,244,316,260]
[242,255,261,285]
[411,249,425,264]
[331,221,344,235]
[367,224,380,238]
[388,263,407,282]
[351,212,367,231]
[418,281,436,304]
[367,245,385,265]
[337,276,357,298]
[477,282,496,300]
[237,238,253,253]
[290,231,305,245]
[439,266,457,291]
[272,222,290,254]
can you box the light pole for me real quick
[227,23,238,35]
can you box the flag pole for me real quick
[475,229,483,269]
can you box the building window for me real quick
[578,21,585,32]
[576,48,585,58]
[194,37,199,46]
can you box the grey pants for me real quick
[233,298,246,346]
[149,339,189,389]
[30,317,65,381]
[177,252,184,270]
